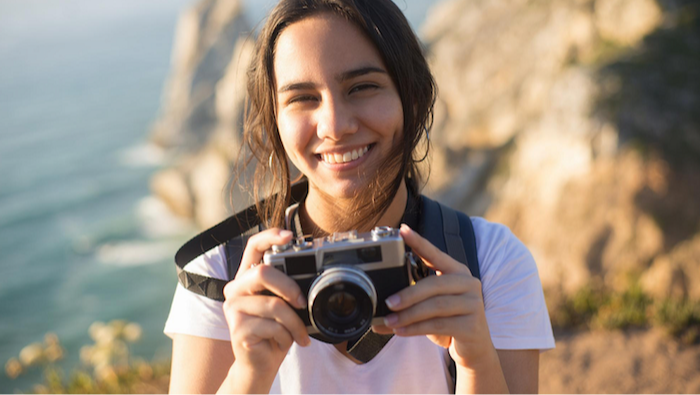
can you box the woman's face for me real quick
[273,13,404,200]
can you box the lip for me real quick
[315,143,374,170]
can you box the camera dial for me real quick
[293,237,313,251]
[271,240,292,254]
[371,226,397,240]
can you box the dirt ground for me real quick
[540,328,700,394]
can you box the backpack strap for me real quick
[420,195,480,279]
[419,195,480,393]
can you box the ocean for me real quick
[0,0,434,392]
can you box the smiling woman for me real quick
[274,13,405,232]
[164,0,555,394]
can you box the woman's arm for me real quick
[168,228,311,394]
[452,349,538,394]
[496,349,539,394]
[169,334,233,394]
[374,225,545,394]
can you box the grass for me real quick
[549,283,700,344]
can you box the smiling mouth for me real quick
[317,144,372,164]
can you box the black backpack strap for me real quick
[420,195,480,279]
[418,196,480,394]
[173,181,308,301]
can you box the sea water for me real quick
[0,0,433,392]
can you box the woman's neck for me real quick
[300,180,408,236]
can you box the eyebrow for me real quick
[338,66,386,82]
[277,66,387,93]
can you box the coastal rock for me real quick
[149,0,253,225]
[151,0,250,151]
[595,0,663,46]
[149,0,700,303]
[641,230,700,300]
[150,169,192,219]
[422,0,700,301]
[189,148,231,229]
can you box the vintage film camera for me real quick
[263,226,423,344]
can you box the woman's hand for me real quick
[222,228,311,382]
[372,224,496,371]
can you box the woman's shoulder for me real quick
[467,216,538,283]
[181,245,229,280]
[468,216,523,252]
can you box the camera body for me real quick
[263,227,413,344]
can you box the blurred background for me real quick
[1,0,699,393]
[0,0,433,392]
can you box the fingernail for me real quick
[383,314,398,327]
[297,295,307,308]
[400,224,411,233]
[385,294,400,309]
[393,327,406,335]
[281,230,293,238]
[302,337,311,347]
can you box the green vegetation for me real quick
[549,283,700,344]
[4,320,170,394]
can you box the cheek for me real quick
[366,97,404,142]
[277,115,313,166]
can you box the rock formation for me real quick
[148,0,700,301]
[149,0,254,229]
[421,0,700,301]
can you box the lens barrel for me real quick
[307,266,377,343]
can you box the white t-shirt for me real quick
[164,217,555,393]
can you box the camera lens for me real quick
[308,267,377,343]
[327,291,358,323]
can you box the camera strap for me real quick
[173,181,309,301]
[173,181,479,369]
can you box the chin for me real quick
[310,178,367,201]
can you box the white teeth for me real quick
[320,145,370,164]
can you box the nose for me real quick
[315,95,358,141]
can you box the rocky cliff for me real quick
[149,0,254,229]
[149,0,700,301]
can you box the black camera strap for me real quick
[173,182,309,301]
[173,181,479,371]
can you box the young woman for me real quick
[165,0,555,393]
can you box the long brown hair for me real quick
[240,0,436,232]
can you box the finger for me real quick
[371,324,393,335]
[427,334,453,349]
[225,264,307,309]
[400,224,469,275]
[384,273,477,311]
[236,228,293,277]
[235,315,295,352]
[391,316,462,338]
[382,295,469,329]
[231,295,311,347]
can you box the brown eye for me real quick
[289,95,318,104]
[349,83,379,94]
